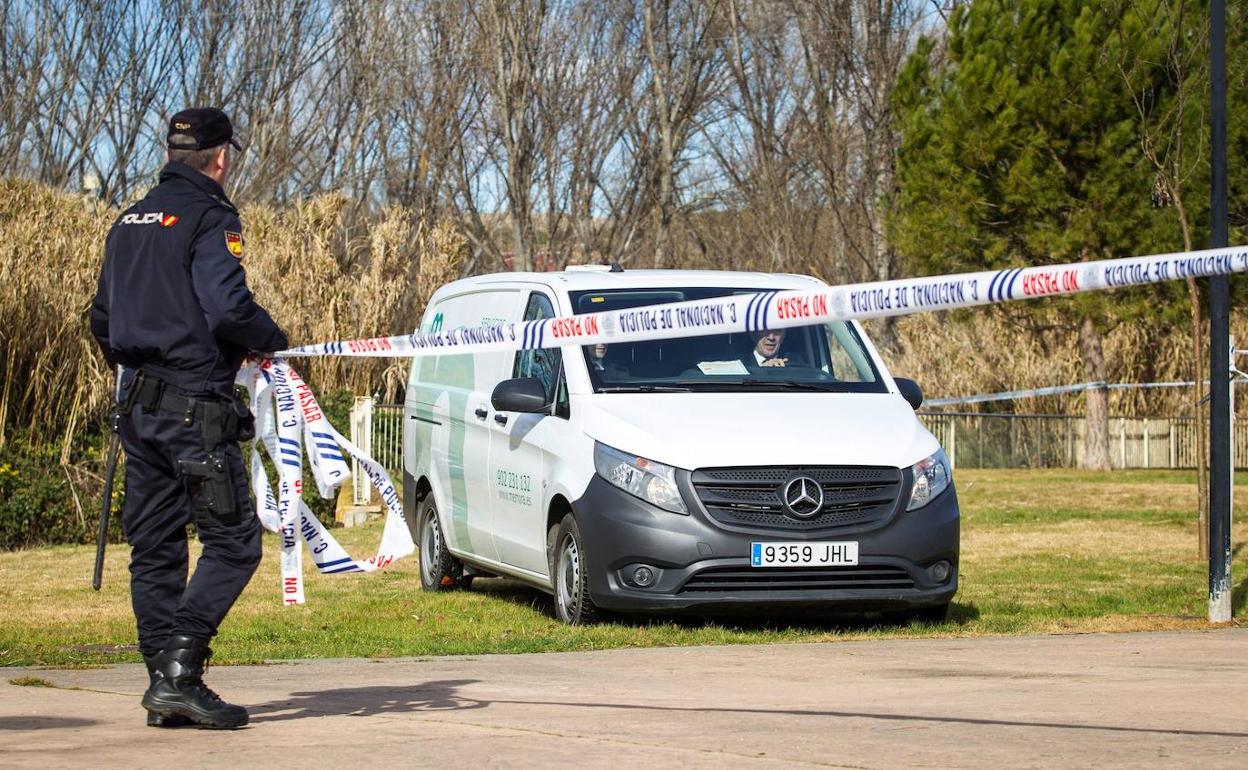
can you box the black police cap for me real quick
[167,108,243,151]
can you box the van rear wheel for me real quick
[551,514,599,625]
[418,497,463,592]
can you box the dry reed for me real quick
[0,179,465,453]
[0,175,1239,460]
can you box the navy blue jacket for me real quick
[91,163,288,396]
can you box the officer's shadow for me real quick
[248,679,487,722]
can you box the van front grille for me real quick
[679,565,915,593]
[691,465,903,532]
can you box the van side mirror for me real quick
[492,377,549,413]
[895,377,923,410]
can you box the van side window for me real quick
[513,292,569,417]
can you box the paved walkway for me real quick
[2,629,1246,769]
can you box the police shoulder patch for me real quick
[224,230,244,258]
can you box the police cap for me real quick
[167,108,243,151]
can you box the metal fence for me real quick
[919,412,1248,469]
[349,398,404,504]
[351,399,1244,477]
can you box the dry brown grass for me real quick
[0,180,467,454]
[965,519,1191,561]
[0,175,1240,459]
[885,310,1248,417]
[240,195,466,400]
[0,180,116,455]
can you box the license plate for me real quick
[751,541,859,567]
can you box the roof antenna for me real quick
[609,261,624,273]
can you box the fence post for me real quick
[1119,417,1127,469]
[1169,421,1176,468]
[978,415,983,468]
[1144,417,1150,468]
[949,418,957,470]
[350,396,374,506]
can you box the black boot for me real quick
[141,635,248,729]
[142,653,192,727]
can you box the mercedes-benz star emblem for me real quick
[782,476,823,519]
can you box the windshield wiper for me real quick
[596,385,694,393]
[670,379,846,392]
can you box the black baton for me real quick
[93,429,120,591]
[93,366,124,591]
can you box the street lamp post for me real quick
[1208,0,1232,623]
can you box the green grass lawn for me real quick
[1,469,1243,667]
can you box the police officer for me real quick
[90,108,288,729]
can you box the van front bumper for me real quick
[572,474,959,614]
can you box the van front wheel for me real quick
[551,514,599,625]
[418,498,462,592]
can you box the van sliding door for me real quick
[406,288,524,563]
[489,290,570,576]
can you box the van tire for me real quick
[550,514,599,625]
[418,497,462,592]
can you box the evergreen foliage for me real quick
[893,0,1246,315]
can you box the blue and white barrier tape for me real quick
[277,245,1248,359]
[240,358,412,605]
[925,379,1244,407]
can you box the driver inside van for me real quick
[747,328,787,368]
[588,343,626,379]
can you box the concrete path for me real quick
[2,629,1246,769]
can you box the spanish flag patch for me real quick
[225,230,244,258]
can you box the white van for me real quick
[402,269,958,624]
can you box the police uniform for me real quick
[90,108,286,729]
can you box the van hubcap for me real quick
[557,536,580,617]
[421,510,441,581]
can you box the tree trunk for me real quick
[1079,317,1111,471]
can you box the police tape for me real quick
[278,245,1248,360]
[250,243,1247,603]
[924,379,1245,407]
[240,358,413,605]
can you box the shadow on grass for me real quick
[472,577,978,632]
[250,679,486,723]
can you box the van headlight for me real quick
[906,449,951,511]
[593,442,688,514]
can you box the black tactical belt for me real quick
[127,372,211,426]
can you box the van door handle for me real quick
[494,414,509,426]
[474,408,488,420]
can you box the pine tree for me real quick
[892,0,1175,470]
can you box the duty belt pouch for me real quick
[118,370,147,416]
[178,453,241,527]
[229,390,255,442]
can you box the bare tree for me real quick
[460,0,554,271]
[700,0,823,272]
[786,0,921,348]
[633,0,723,267]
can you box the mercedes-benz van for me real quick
[402,268,958,624]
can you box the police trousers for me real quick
[119,404,261,658]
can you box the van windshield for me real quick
[570,288,887,393]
